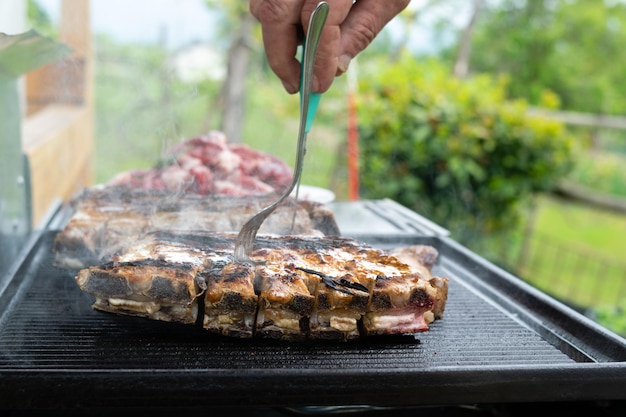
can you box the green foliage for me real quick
[241,71,343,189]
[356,56,576,242]
[93,35,221,184]
[466,0,626,114]
[28,0,54,38]
[92,34,341,189]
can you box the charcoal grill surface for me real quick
[0,200,625,410]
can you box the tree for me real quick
[465,0,626,115]
[204,1,255,143]
[452,0,483,78]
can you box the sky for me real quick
[35,0,467,52]
[36,0,218,49]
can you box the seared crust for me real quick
[255,264,314,341]
[389,245,449,319]
[202,261,257,338]
[77,259,203,325]
[298,200,341,236]
[429,276,449,319]
[75,232,449,341]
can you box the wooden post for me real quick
[22,0,94,227]
[26,0,92,114]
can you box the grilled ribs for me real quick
[53,186,341,269]
[75,231,448,341]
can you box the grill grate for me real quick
[0,234,573,371]
[0,227,625,409]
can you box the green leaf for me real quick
[0,30,71,78]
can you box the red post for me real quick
[347,91,359,201]
[346,62,359,201]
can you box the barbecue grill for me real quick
[3,2,625,414]
[1,198,625,416]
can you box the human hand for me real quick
[250,0,410,94]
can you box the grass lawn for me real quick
[520,194,626,307]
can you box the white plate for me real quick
[291,185,335,204]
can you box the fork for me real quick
[233,1,329,263]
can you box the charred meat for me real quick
[75,231,448,341]
[53,186,340,269]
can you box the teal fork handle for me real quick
[299,6,326,134]
[305,92,321,133]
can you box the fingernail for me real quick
[338,54,351,73]
[281,79,299,94]
[311,76,321,93]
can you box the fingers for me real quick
[336,0,411,76]
[251,0,354,94]
[251,0,409,93]
[250,0,303,94]
[300,0,354,93]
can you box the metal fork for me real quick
[233,1,329,262]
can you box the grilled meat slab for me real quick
[53,186,341,269]
[75,236,208,325]
[202,261,257,338]
[75,231,448,341]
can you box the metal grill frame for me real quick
[0,200,625,410]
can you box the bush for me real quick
[356,57,576,242]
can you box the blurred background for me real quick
[4,0,626,337]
